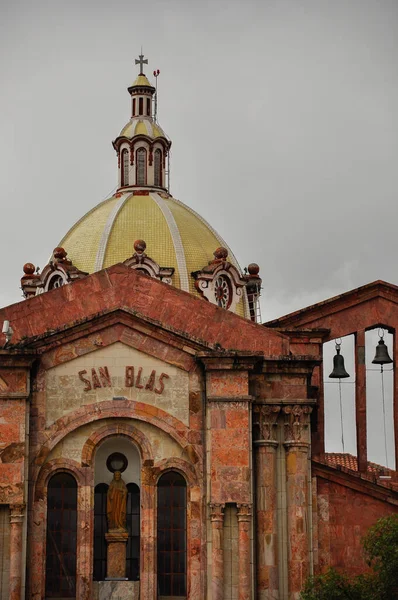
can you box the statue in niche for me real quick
[107,470,128,531]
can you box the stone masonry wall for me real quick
[315,476,398,576]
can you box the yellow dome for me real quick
[59,191,246,316]
[119,119,167,140]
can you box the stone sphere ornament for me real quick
[23,263,36,275]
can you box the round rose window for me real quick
[106,452,128,473]
[214,275,232,309]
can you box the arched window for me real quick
[93,483,108,581]
[47,273,65,290]
[139,97,143,115]
[136,148,147,185]
[45,473,77,598]
[121,148,129,186]
[126,483,140,580]
[154,149,162,187]
[157,472,187,597]
[132,98,136,117]
[146,97,151,116]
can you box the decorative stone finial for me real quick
[133,239,147,254]
[23,263,35,276]
[248,263,260,276]
[213,247,228,261]
[53,247,67,261]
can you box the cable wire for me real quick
[380,366,389,468]
[338,378,345,453]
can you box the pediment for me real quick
[1,264,289,357]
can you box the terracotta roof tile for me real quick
[314,453,397,485]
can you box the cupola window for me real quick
[121,148,129,186]
[136,148,147,185]
[146,97,151,116]
[154,149,162,187]
[139,97,143,115]
[132,98,136,117]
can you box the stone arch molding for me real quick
[81,422,154,467]
[32,400,201,482]
[153,457,198,487]
[34,457,85,502]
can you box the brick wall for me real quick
[316,477,398,576]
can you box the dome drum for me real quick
[117,140,168,190]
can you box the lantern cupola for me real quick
[113,53,171,192]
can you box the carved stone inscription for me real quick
[45,342,189,426]
[78,366,169,394]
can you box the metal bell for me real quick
[329,347,350,379]
[372,338,393,365]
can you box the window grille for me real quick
[154,149,162,187]
[157,472,187,597]
[93,483,108,581]
[214,275,232,309]
[136,148,147,185]
[126,483,140,580]
[122,149,129,186]
[45,473,77,598]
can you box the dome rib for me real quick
[59,192,248,317]
[150,193,190,292]
[94,192,131,271]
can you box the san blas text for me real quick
[78,365,170,395]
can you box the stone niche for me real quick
[93,580,139,599]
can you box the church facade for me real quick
[0,57,397,600]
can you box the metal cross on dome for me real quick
[135,52,148,75]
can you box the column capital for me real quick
[253,404,281,442]
[283,404,312,445]
[209,503,225,522]
[141,464,156,486]
[237,503,252,521]
[9,504,25,524]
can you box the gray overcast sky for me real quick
[1,0,397,460]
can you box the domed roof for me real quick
[130,74,153,88]
[119,118,167,140]
[59,191,246,316]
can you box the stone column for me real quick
[210,503,225,600]
[140,463,156,600]
[283,406,312,600]
[9,504,25,600]
[237,503,252,600]
[253,405,280,600]
[355,329,367,472]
